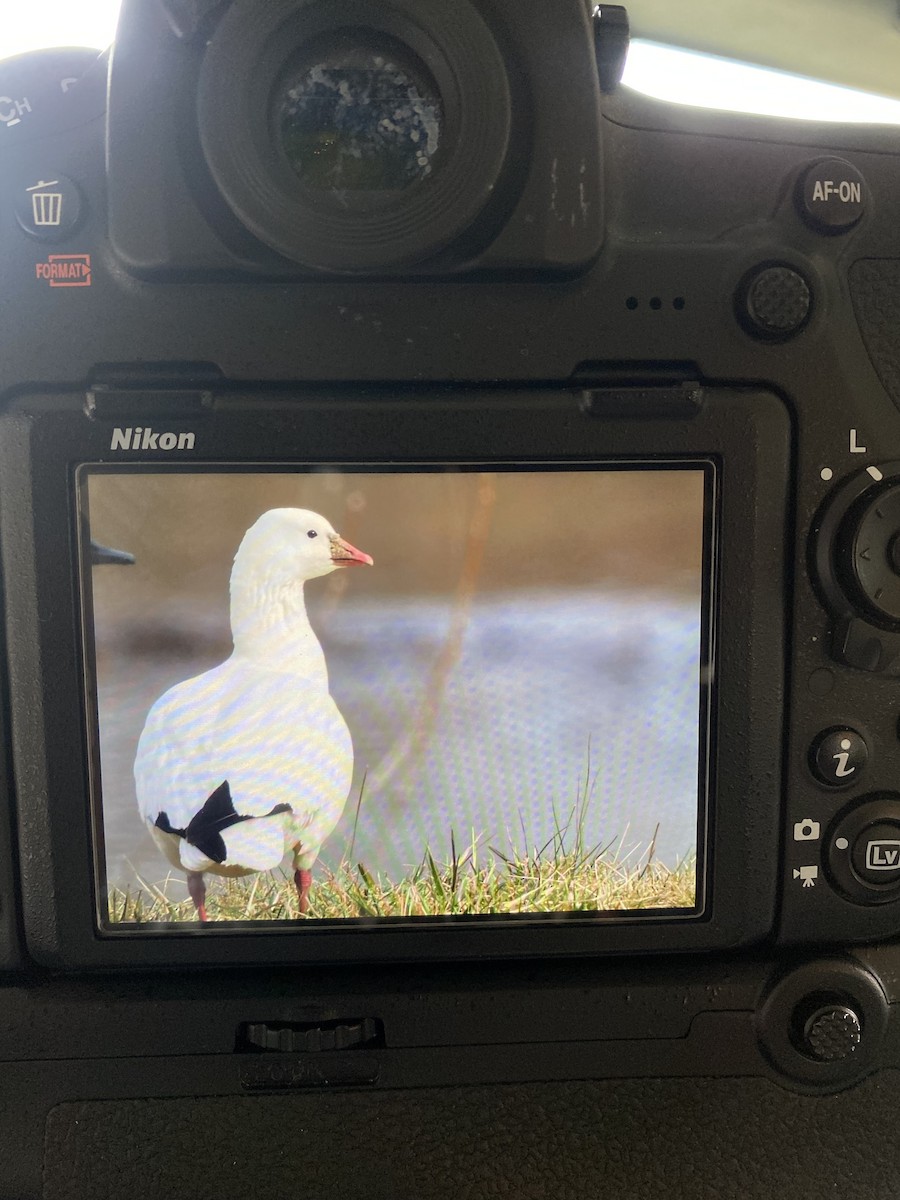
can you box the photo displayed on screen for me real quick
[79,465,711,929]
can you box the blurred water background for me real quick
[86,468,706,901]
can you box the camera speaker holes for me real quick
[625,296,686,311]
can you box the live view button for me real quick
[851,821,900,886]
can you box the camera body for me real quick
[4,1,900,1195]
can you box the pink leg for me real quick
[294,868,312,914]
[187,871,208,922]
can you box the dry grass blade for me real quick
[108,840,695,924]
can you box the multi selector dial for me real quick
[839,478,900,624]
[814,464,900,673]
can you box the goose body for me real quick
[134,507,373,918]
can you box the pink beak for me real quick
[329,533,374,567]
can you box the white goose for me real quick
[134,508,373,921]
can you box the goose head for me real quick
[232,508,373,593]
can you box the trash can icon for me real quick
[28,181,63,227]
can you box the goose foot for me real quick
[187,871,208,923]
[294,868,312,915]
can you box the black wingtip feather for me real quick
[152,783,295,865]
[154,811,184,838]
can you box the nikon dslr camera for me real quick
[3,2,900,1196]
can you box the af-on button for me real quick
[797,158,866,235]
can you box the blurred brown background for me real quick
[86,468,705,629]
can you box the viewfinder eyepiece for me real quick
[197,0,512,273]
[273,29,443,199]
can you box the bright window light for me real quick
[623,40,900,125]
[0,1,121,59]
[4,10,900,129]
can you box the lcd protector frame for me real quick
[78,460,714,937]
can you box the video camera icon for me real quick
[793,865,818,888]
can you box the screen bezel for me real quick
[0,386,790,968]
[76,459,715,938]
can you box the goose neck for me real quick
[230,580,324,669]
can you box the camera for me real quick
[3,1,900,1196]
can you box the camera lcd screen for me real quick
[78,464,713,932]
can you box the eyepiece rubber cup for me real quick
[197,0,513,273]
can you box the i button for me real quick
[810,727,868,787]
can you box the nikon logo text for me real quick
[110,427,196,452]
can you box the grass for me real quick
[107,830,696,925]
[109,744,696,924]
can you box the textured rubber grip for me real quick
[850,259,900,410]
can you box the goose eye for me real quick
[307,530,318,539]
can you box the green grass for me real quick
[108,833,696,924]
[110,751,696,924]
